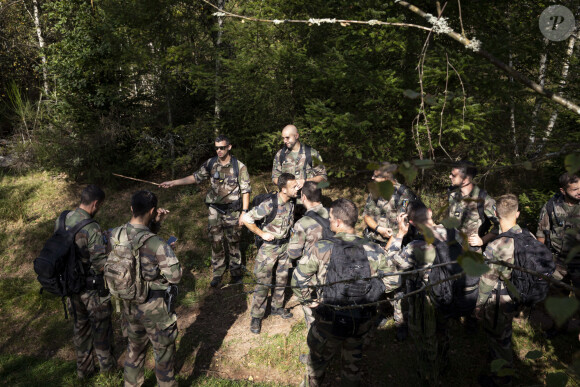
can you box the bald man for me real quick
[272,125,327,189]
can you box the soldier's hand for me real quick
[261,232,275,242]
[156,208,170,222]
[468,234,483,247]
[238,213,245,226]
[379,227,393,238]
[396,213,409,237]
[473,306,484,320]
[296,179,305,190]
[160,181,174,188]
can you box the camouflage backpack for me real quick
[104,225,155,303]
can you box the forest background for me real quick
[1,0,580,385]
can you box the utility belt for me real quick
[315,304,377,337]
[146,284,179,314]
[207,199,242,215]
[264,236,290,246]
[85,274,109,297]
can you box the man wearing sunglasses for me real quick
[161,135,251,288]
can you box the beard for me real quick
[564,192,580,204]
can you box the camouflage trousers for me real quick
[303,315,374,386]
[123,297,178,387]
[408,293,449,386]
[208,207,243,278]
[482,292,518,385]
[251,243,290,318]
[68,290,114,378]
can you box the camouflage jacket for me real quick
[386,224,463,283]
[121,223,182,291]
[287,204,329,261]
[536,195,580,259]
[448,185,499,238]
[193,156,251,205]
[291,232,401,304]
[58,208,107,273]
[271,143,327,182]
[364,183,417,242]
[476,225,523,306]
[246,193,294,240]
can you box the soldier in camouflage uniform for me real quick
[272,124,327,195]
[292,198,401,387]
[161,134,251,287]
[475,194,522,386]
[287,181,331,328]
[448,161,499,252]
[110,190,182,387]
[386,201,463,386]
[243,173,299,334]
[363,162,417,339]
[61,184,115,379]
[537,172,580,289]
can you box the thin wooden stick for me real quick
[112,173,160,186]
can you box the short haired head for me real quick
[407,200,429,224]
[495,194,518,219]
[301,181,322,202]
[80,184,105,205]
[131,190,158,217]
[215,134,230,145]
[453,160,477,180]
[559,172,579,189]
[330,198,358,228]
[277,172,296,190]
[375,162,397,180]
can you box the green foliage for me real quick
[545,297,580,327]
[458,251,490,277]
[546,372,568,387]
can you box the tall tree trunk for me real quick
[214,0,225,135]
[32,0,49,94]
[540,33,577,151]
[527,38,549,153]
[509,51,518,158]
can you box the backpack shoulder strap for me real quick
[231,156,239,179]
[262,193,279,228]
[304,209,329,229]
[206,156,218,174]
[68,215,96,236]
[304,144,312,167]
[546,193,562,227]
[278,149,286,165]
[477,188,487,223]
[57,210,71,232]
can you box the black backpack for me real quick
[34,210,95,318]
[428,229,478,318]
[498,230,555,307]
[303,209,334,241]
[323,238,386,306]
[251,192,278,248]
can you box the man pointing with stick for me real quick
[160,135,252,288]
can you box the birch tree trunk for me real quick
[540,33,577,151]
[527,38,549,153]
[214,0,225,135]
[509,51,518,158]
[32,0,49,94]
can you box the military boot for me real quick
[250,317,262,334]
[271,307,293,319]
[210,276,221,288]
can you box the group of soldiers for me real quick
[55,124,579,387]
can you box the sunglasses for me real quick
[215,146,228,151]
